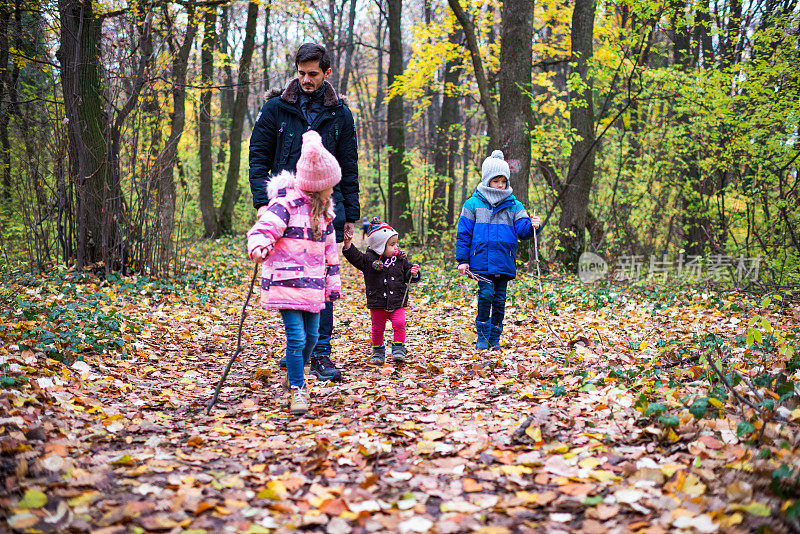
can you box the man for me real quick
[249,43,360,382]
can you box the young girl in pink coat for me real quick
[246,131,342,415]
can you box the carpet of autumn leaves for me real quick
[1,238,800,534]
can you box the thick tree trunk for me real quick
[198,6,218,238]
[498,0,534,202]
[153,0,198,269]
[447,0,499,147]
[386,0,413,236]
[670,0,708,256]
[429,29,462,237]
[218,0,258,234]
[556,0,596,271]
[57,0,119,268]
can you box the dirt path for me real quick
[1,251,798,533]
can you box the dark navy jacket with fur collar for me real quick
[249,79,360,242]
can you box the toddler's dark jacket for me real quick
[343,246,420,310]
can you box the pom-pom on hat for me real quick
[295,130,342,192]
[366,217,398,256]
[481,150,510,186]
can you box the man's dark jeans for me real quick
[312,300,334,357]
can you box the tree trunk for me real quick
[218,0,258,234]
[556,0,595,271]
[217,4,233,170]
[338,0,358,95]
[0,3,11,201]
[460,94,471,210]
[198,6,218,238]
[447,0,499,147]
[57,0,118,268]
[670,0,707,255]
[386,0,413,236]
[153,0,198,269]
[498,0,534,202]
[261,0,271,92]
[373,12,387,221]
[429,29,462,237]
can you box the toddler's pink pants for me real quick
[370,308,406,345]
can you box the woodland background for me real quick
[1,1,800,531]
[0,0,797,284]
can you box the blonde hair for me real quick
[305,191,333,240]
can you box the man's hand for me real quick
[343,227,353,249]
[257,205,268,218]
[410,264,420,276]
[250,246,268,263]
[458,263,469,275]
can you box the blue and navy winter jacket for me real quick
[456,190,539,279]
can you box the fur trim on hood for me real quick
[267,170,295,200]
[265,79,349,107]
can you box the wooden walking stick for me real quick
[533,209,543,294]
[531,209,558,338]
[206,263,260,414]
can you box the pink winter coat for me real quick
[246,171,342,312]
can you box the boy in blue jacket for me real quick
[456,150,541,350]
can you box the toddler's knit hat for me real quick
[481,150,510,186]
[295,130,342,192]
[366,217,398,256]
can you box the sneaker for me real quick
[369,345,385,366]
[309,354,343,382]
[289,387,309,415]
[391,342,406,363]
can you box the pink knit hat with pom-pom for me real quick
[295,130,342,192]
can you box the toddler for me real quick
[342,218,420,364]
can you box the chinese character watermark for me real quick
[577,253,761,284]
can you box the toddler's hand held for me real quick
[458,263,469,275]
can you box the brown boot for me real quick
[289,387,309,415]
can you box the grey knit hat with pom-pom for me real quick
[481,150,510,186]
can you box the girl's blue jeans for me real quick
[279,309,320,389]
[477,276,509,328]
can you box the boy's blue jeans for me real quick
[477,276,509,335]
[279,309,320,389]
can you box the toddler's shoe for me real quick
[391,342,406,363]
[289,387,309,415]
[369,345,385,366]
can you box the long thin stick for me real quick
[206,263,260,414]
[531,210,558,339]
[533,209,543,294]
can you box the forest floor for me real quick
[1,237,800,534]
